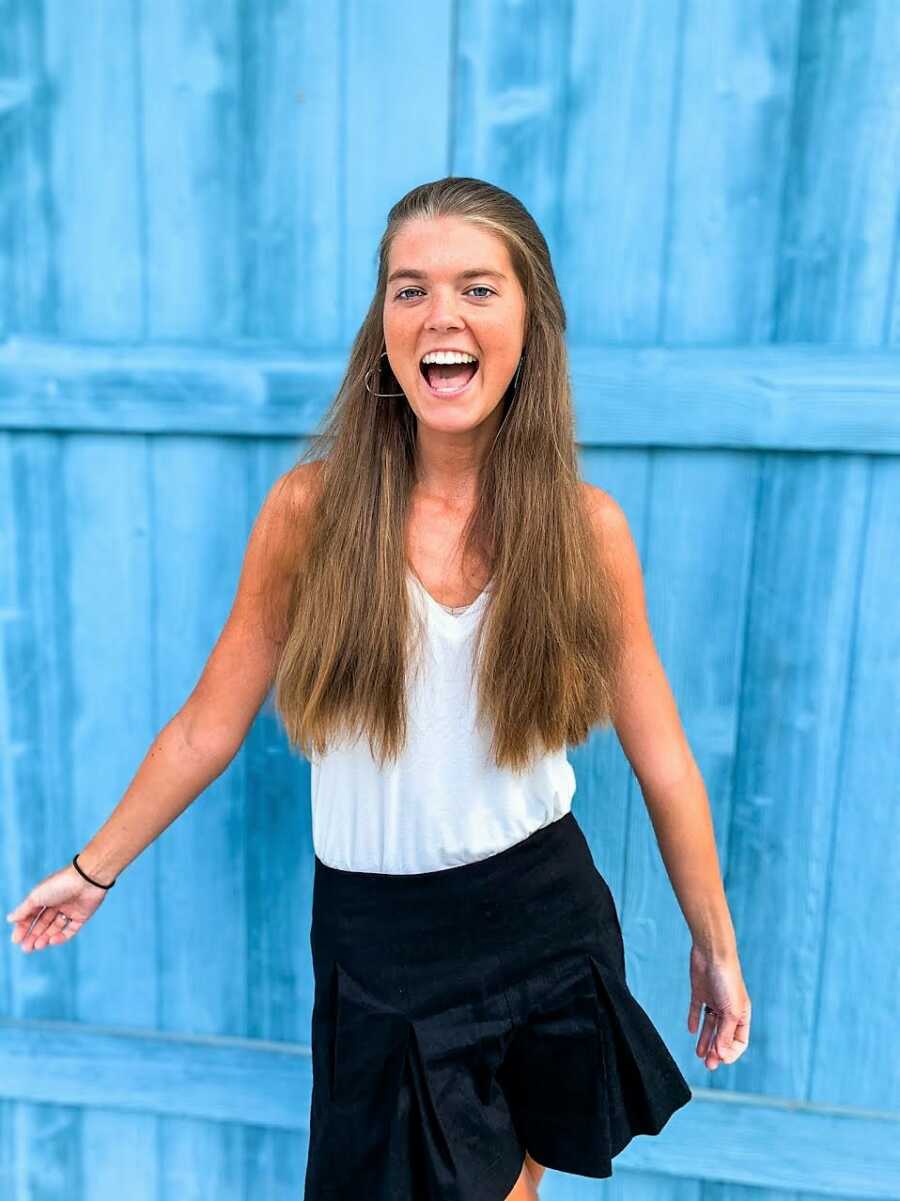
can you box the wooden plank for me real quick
[775,1,900,342]
[37,0,149,1197]
[343,0,452,323]
[0,339,898,449]
[568,344,900,452]
[1,430,98,1201]
[150,436,250,1201]
[662,2,801,346]
[809,458,900,1111]
[724,455,869,1115]
[0,2,53,342]
[0,429,20,1199]
[0,1016,311,1131]
[237,3,343,344]
[0,9,76,1201]
[42,1,144,337]
[66,432,160,1201]
[0,10,23,342]
[734,8,900,1187]
[1,1022,899,1196]
[136,1,253,1191]
[453,0,571,241]
[139,0,244,341]
[560,2,681,343]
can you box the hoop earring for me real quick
[364,351,406,399]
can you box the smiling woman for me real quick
[244,176,711,1201]
[272,180,619,777]
[382,217,527,429]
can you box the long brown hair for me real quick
[271,176,624,773]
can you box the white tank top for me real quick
[309,569,576,873]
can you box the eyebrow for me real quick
[387,267,507,284]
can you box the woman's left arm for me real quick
[584,484,751,1070]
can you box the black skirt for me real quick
[303,810,692,1200]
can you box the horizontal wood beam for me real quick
[1,1017,898,1195]
[0,337,897,452]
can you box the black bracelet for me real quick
[72,854,116,889]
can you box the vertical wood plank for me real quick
[453,0,571,247]
[664,0,801,343]
[343,0,452,325]
[66,431,159,1201]
[809,459,900,1111]
[138,0,242,340]
[1,1,60,337]
[0,428,22,1199]
[150,437,248,1201]
[42,0,144,336]
[238,1,343,344]
[775,1,900,342]
[4,434,86,1200]
[560,1,681,342]
[725,455,868,1116]
[740,25,900,1201]
[38,0,157,1193]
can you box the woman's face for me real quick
[382,216,527,433]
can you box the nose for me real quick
[424,288,465,330]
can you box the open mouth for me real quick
[419,356,480,397]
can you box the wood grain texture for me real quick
[1,338,898,449]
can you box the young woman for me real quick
[8,177,751,1200]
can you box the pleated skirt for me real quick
[303,809,692,1200]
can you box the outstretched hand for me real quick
[687,942,751,1069]
[6,864,111,953]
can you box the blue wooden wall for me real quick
[2,2,899,1199]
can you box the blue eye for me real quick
[393,285,496,301]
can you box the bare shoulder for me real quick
[272,458,325,519]
[232,460,325,617]
[580,482,634,559]
[579,481,648,618]
[258,458,325,549]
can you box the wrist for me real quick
[689,913,738,962]
[691,932,739,963]
[73,851,117,889]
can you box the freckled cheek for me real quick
[475,320,519,368]
[383,322,418,373]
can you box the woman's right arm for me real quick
[7,464,316,951]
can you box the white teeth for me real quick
[420,351,478,366]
